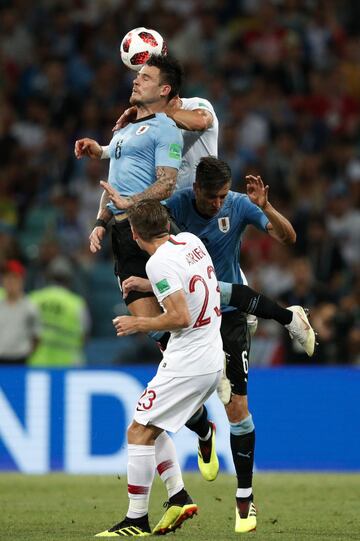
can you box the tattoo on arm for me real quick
[130,166,177,204]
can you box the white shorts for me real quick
[133,370,222,433]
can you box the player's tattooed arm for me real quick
[131,166,177,202]
[100,166,177,210]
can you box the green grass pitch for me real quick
[1,473,359,541]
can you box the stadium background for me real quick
[0,0,359,476]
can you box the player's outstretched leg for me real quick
[219,282,293,327]
[219,283,317,356]
[185,406,219,481]
[285,306,316,356]
[152,489,198,535]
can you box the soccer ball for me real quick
[120,27,167,71]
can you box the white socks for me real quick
[236,487,253,499]
[126,432,184,519]
[155,431,184,498]
[127,444,156,519]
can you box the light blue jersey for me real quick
[107,113,183,215]
[167,188,269,286]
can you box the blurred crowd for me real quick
[0,0,359,365]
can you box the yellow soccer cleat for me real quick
[153,497,198,535]
[95,518,151,537]
[198,421,219,482]
[235,501,257,533]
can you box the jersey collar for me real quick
[131,114,155,124]
[168,235,186,245]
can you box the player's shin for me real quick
[127,444,156,519]
[155,431,184,498]
[229,414,255,500]
[153,432,198,535]
[230,414,257,532]
[185,405,211,439]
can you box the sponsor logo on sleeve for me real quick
[155,278,171,294]
[168,143,181,160]
[198,102,209,109]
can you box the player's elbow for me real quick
[163,178,177,199]
[194,114,212,131]
[272,227,297,245]
[283,230,297,245]
[175,310,191,329]
[192,118,208,131]
[164,185,176,199]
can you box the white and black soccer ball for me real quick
[120,27,167,71]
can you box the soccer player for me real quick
[74,55,183,319]
[95,200,223,537]
[105,157,315,534]
[113,94,218,191]
[167,157,315,532]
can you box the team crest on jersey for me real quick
[218,216,230,233]
[136,125,150,135]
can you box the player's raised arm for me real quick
[165,97,213,131]
[246,174,296,245]
[74,137,103,160]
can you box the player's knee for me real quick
[229,414,255,436]
[127,420,147,444]
[127,421,138,442]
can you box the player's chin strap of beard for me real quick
[216,354,232,405]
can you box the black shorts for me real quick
[221,309,251,396]
[111,210,181,306]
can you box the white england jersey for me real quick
[146,232,223,377]
[176,97,219,190]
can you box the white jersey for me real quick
[176,97,219,190]
[146,232,223,377]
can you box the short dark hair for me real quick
[146,54,183,100]
[195,156,232,190]
[127,200,169,241]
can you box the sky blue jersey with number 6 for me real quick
[107,112,183,215]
